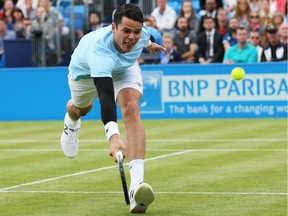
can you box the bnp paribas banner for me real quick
[140,62,287,118]
[0,62,286,120]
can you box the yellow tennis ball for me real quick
[231,67,245,81]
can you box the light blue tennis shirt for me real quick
[69,24,151,80]
[223,44,258,63]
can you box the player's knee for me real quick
[67,101,93,118]
[79,103,93,117]
[122,101,140,120]
[66,99,74,110]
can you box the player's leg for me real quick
[117,88,146,160]
[61,76,97,158]
[114,63,154,213]
[114,63,145,186]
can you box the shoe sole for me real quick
[130,183,155,213]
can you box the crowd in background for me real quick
[0,0,287,67]
[142,0,287,64]
[0,0,72,66]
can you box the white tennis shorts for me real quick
[68,62,143,108]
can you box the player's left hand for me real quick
[146,42,166,54]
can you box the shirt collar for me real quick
[206,28,215,36]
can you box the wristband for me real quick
[104,121,120,141]
[144,40,152,48]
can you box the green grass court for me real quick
[0,119,287,216]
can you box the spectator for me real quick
[28,6,55,65]
[216,7,229,35]
[269,0,286,14]
[0,18,16,67]
[1,0,15,30]
[77,11,102,39]
[271,11,285,28]
[151,0,177,37]
[160,34,182,64]
[233,0,251,28]
[222,17,239,51]
[28,5,54,48]
[259,0,273,26]
[198,0,218,33]
[224,27,258,63]
[249,0,261,12]
[261,23,287,62]
[173,16,197,62]
[137,17,163,65]
[85,11,102,33]
[23,17,32,39]
[19,0,36,20]
[247,11,265,35]
[37,0,58,25]
[249,30,263,62]
[16,0,39,13]
[0,0,15,19]
[147,15,158,30]
[223,0,237,18]
[0,18,16,39]
[144,17,162,45]
[12,8,26,38]
[38,0,69,36]
[178,0,199,35]
[197,16,224,64]
[279,22,288,44]
[200,0,223,11]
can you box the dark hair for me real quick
[179,0,195,17]
[113,3,144,26]
[89,11,100,17]
[203,15,214,22]
[236,26,247,32]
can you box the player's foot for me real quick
[60,113,81,158]
[130,183,154,213]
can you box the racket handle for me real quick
[117,151,123,162]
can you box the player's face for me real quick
[112,17,142,53]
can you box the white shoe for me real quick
[60,113,81,158]
[130,183,155,213]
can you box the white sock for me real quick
[129,159,144,192]
[65,113,80,129]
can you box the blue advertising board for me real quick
[140,62,287,118]
[0,62,287,120]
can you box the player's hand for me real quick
[146,42,166,54]
[109,134,126,162]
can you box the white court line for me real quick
[0,190,287,196]
[0,138,286,143]
[0,150,193,192]
[0,148,286,152]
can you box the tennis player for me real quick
[60,3,165,213]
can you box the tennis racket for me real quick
[117,151,130,205]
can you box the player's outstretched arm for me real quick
[93,77,126,162]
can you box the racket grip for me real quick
[117,151,123,162]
